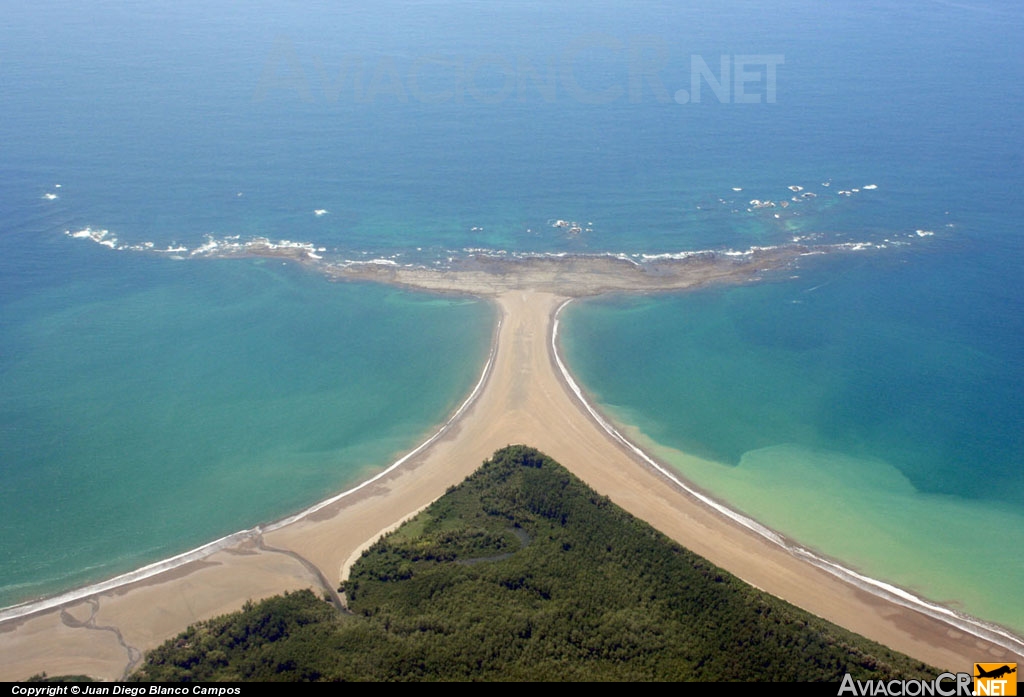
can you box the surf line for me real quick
[0,310,503,625]
[550,298,1024,658]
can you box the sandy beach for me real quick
[1,255,1021,681]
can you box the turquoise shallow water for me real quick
[0,246,493,606]
[2,0,1022,641]
[560,239,1024,634]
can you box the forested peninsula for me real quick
[130,446,935,682]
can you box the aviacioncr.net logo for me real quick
[973,663,1017,696]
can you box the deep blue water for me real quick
[2,0,1022,631]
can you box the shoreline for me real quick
[0,304,503,628]
[2,254,1022,680]
[550,299,1024,659]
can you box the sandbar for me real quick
[1,251,1021,681]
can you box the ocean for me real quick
[2,0,1022,636]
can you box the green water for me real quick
[0,254,494,607]
[560,252,1024,636]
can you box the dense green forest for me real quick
[133,445,936,681]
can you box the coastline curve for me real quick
[0,304,503,626]
[550,298,1024,658]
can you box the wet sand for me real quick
[1,253,1021,681]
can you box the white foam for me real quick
[721,244,781,257]
[314,209,328,216]
[640,251,705,261]
[863,184,878,190]
[66,227,116,248]
[343,258,398,267]
[190,237,221,255]
[173,235,327,261]
[43,193,58,200]
[0,530,261,624]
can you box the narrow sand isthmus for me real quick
[1,289,1019,681]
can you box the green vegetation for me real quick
[26,673,95,682]
[133,445,936,681]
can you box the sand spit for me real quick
[2,251,1021,681]
[185,234,831,297]
[327,246,804,296]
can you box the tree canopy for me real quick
[134,445,936,682]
